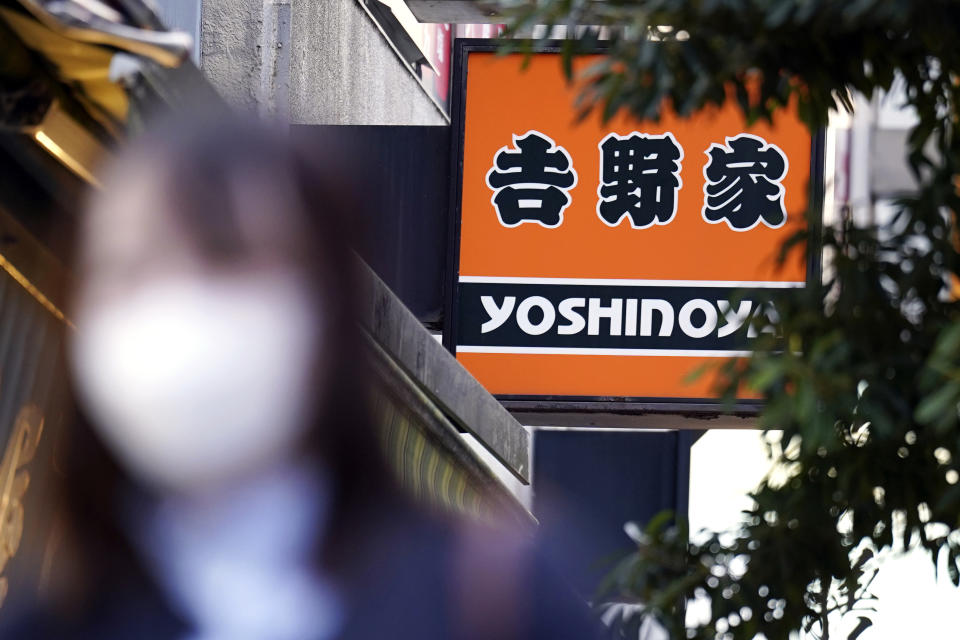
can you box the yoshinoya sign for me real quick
[445,41,823,407]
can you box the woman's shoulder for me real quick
[338,508,603,640]
[453,519,603,640]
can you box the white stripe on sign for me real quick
[456,346,753,357]
[457,276,805,288]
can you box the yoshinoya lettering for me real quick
[456,279,798,354]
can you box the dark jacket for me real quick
[1,507,602,640]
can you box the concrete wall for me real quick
[199,0,447,126]
[290,1,445,125]
[199,0,263,114]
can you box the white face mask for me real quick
[69,272,322,495]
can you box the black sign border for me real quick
[443,38,825,417]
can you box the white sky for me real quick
[689,430,960,639]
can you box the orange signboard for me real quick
[446,42,821,403]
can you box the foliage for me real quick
[497,1,960,638]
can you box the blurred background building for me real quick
[0,0,527,612]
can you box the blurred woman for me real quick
[3,114,600,640]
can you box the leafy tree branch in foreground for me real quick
[497,1,960,638]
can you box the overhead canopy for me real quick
[404,0,505,23]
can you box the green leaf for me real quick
[915,381,960,427]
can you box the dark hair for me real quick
[56,113,399,603]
